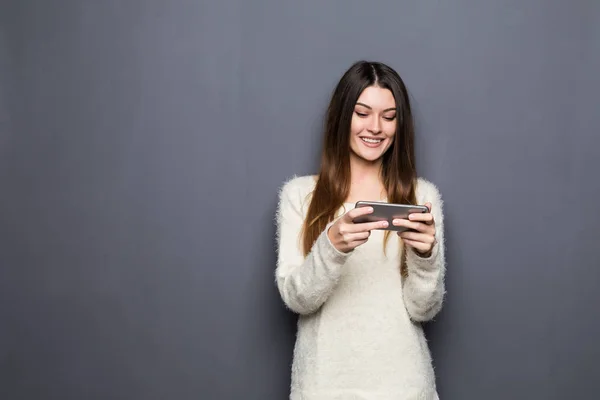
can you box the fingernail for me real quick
[381,221,388,227]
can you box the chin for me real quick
[352,138,392,163]
[352,149,389,164]
[362,154,385,163]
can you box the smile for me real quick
[360,137,384,147]
[361,137,382,143]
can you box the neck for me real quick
[349,154,383,182]
[347,154,386,203]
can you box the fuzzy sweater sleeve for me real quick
[402,180,447,322]
[275,179,350,315]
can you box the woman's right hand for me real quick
[327,206,389,253]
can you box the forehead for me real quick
[356,86,396,109]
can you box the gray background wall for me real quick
[1,1,599,399]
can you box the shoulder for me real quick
[278,174,317,215]
[415,177,443,208]
[279,175,317,202]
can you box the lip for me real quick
[359,136,385,148]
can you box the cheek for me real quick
[385,122,397,139]
[350,116,364,135]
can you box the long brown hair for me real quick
[301,61,418,277]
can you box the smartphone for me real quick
[352,200,429,232]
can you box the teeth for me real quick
[362,138,382,144]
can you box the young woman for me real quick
[275,60,446,399]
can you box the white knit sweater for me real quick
[275,175,446,400]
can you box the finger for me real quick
[350,220,388,232]
[346,206,374,221]
[401,238,430,253]
[399,230,435,244]
[351,231,371,241]
[408,212,434,224]
[426,202,432,212]
[392,218,432,233]
[338,229,371,243]
[350,239,369,248]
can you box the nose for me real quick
[368,116,382,134]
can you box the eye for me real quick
[383,115,396,121]
[355,111,368,117]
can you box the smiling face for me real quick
[349,85,397,165]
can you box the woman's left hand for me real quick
[392,202,436,257]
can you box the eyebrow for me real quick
[356,102,396,112]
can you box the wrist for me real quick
[414,248,432,258]
[411,238,438,259]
